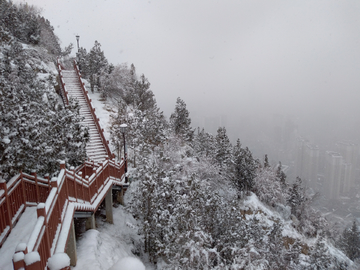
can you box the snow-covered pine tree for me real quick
[253,164,284,207]
[231,139,256,195]
[88,40,108,92]
[169,97,194,143]
[193,128,216,159]
[0,1,40,45]
[214,127,231,170]
[338,220,360,261]
[0,39,88,180]
[309,234,333,269]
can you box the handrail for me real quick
[73,60,114,159]
[4,159,126,269]
[0,173,51,247]
[57,58,69,105]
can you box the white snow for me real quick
[13,251,24,262]
[15,242,27,252]
[45,188,57,212]
[55,203,74,254]
[2,137,10,144]
[109,257,145,270]
[11,204,25,224]
[24,251,40,266]
[27,216,45,252]
[0,207,37,270]
[47,253,70,270]
[72,205,147,270]
[87,86,113,147]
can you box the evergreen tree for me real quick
[0,39,88,180]
[339,220,360,261]
[264,154,270,168]
[287,177,305,220]
[88,40,108,92]
[310,234,333,269]
[231,139,256,194]
[169,97,194,142]
[214,127,231,170]
[276,161,287,188]
[193,128,216,159]
[253,164,284,206]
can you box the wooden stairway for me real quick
[60,68,110,164]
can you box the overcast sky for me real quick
[17,0,360,154]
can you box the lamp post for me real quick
[120,124,128,183]
[75,35,80,52]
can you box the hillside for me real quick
[0,1,359,269]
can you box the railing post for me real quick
[71,167,77,202]
[32,171,40,203]
[93,167,98,195]
[24,251,41,270]
[47,253,70,270]
[0,179,12,230]
[37,203,52,263]
[20,172,27,205]
[51,177,58,192]
[13,243,27,270]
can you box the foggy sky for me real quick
[18,0,360,156]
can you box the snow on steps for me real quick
[61,69,109,163]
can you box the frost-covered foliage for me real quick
[338,220,360,262]
[0,1,40,45]
[214,127,232,170]
[253,165,285,207]
[125,134,350,269]
[193,128,216,159]
[0,37,88,180]
[127,137,223,268]
[110,99,167,166]
[231,139,257,194]
[169,97,194,143]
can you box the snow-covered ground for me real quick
[0,207,37,270]
[72,205,148,270]
[85,81,115,146]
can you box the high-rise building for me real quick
[295,137,319,189]
[325,151,343,199]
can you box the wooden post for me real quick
[37,203,51,259]
[105,187,113,224]
[117,188,124,206]
[72,167,77,202]
[20,172,27,205]
[85,214,96,230]
[47,253,71,270]
[65,220,77,266]
[32,172,40,203]
[0,179,12,229]
[24,251,41,270]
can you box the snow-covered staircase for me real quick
[59,64,112,164]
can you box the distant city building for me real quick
[335,141,359,194]
[296,137,320,190]
[325,151,343,199]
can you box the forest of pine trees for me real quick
[0,1,88,180]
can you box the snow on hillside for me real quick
[85,81,116,151]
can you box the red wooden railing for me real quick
[0,173,50,247]
[57,59,69,105]
[6,159,126,270]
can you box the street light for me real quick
[75,35,80,52]
[120,124,128,183]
